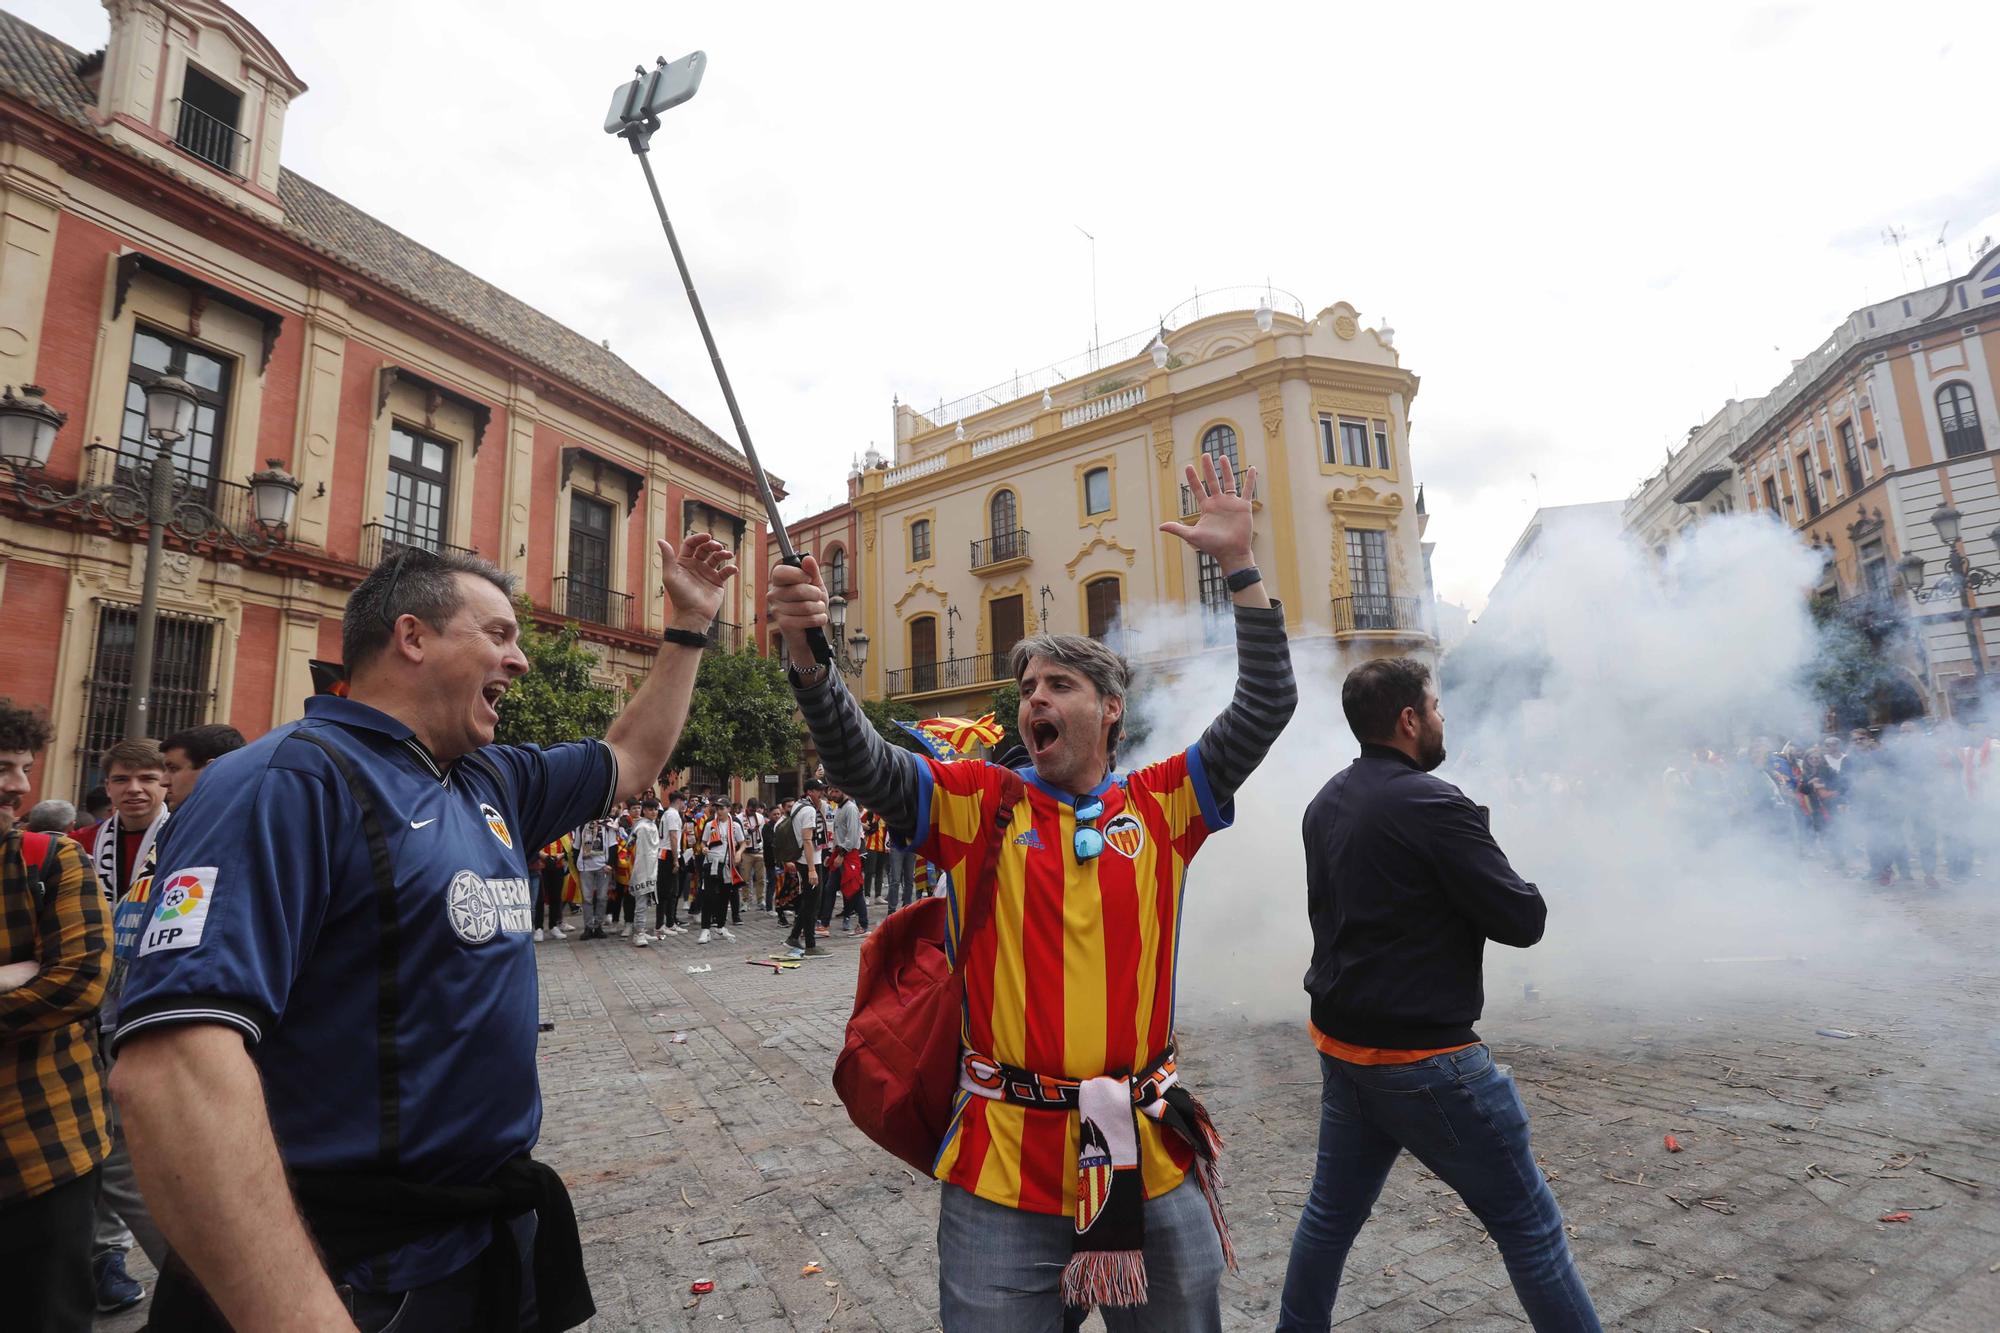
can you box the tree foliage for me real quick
[670,645,805,780]
[860,695,925,753]
[493,607,620,748]
[1805,592,1924,729]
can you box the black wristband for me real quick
[661,626,709,649]
[1224,565,1263,593]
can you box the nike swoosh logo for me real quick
[410,818,438,829]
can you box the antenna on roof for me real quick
[1882,225,1909,289]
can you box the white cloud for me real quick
[21,0,2000,612]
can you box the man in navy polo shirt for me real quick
[109,534,738,1331]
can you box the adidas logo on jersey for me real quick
[1012,828,1046,849]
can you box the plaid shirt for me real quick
[1,830,112,1202]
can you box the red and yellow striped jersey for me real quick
[918,747,1228,1215]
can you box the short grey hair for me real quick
[342,544,517,672]
[25,799,76,832]
[1008,634,1134,754]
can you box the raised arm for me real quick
[1194,601,1297,806]
[603,534,738,798]
[770,555,926,831]
[1161,454,1298,805]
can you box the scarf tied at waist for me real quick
[957,1041,1236,1308]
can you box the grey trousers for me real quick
[580,867,610,926]
[91,1064,169,1269]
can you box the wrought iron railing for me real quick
[885,651,1006,697]
[970,528,1030,568]
[172,100,249,175]
[1332,594,1426,634]
[360,520,477,568]
[552,575,632,630]
[707,618,746,651]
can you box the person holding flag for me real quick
[769,454,1296,1329]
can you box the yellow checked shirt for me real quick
[1,831,112,1201]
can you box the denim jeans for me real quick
[1278,1044,1600,1331]
[885,847,915,911]
[937,1180,1223,1333]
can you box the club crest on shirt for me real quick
[1102,812,1145,859]
[138,867,216,955]
[480,802,514,850]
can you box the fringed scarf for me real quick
[961,1047,1236,1310]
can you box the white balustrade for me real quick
[1061,384,1146,430]
[884,453,949,487]
[970,425,1034,458]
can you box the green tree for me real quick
[860,695,925,753]
[671,646,805,780]
[987,681,1022,756]
[493,606,620,748]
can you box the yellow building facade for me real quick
[804,294,1436,715]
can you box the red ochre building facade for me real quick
[0,3,771,801]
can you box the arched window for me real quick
[1937,382,1983,459]
[990,489,1018,537]
[826,545,848,597]
[1083,467,1111,516]
[1199,424,1239,474]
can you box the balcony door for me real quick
[989,595,1024,676]
[910,615,938,694]
[568,493,613,623]
[1346,529,1392,629]
[386,426,452,552]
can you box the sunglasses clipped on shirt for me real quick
[1072,797,1106,862]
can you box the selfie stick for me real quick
[604,55,832,665]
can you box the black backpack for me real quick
[765,808,802,866]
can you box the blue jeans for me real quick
[938,1180,1223,1333]
[886,846,915,910]
[1278,1044,1600,1332]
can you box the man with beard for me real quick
[1278,657,1599,1332]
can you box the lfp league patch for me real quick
[138,866,218,955]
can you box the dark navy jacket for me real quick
[1302,743,1546,1049]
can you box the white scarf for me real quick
[91,807,168,903]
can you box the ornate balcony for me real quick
[970,528,1031,572]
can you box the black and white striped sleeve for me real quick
[792,671,925,833]
[1194,601,1298,806]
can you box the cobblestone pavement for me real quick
[101,891,2000,1331]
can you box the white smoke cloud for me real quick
[1120,515,1998,1028]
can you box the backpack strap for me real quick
[949,768,1026,976]
[286,730,404,1171]
[17,830,59,918]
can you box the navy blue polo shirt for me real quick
[114,695,617,1290]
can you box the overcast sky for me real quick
[22,0,2000,611]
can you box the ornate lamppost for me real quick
[0,382,300,735]
[826,594,870,677]
[1897,503,2000,691]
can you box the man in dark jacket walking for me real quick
[1278,658,1600,1332]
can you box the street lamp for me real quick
[1897,505,2000,693]
[1148,330,1170,369]
[826,594,869,675]
[0,384,66,467]
[0,379,300,738]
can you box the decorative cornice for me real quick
[894,577,948,612]
[1064,535,1138,576]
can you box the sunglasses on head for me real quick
[1072,797,1106,862]
[377,546,413,632]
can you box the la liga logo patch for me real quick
[139,866,216,955]
[480,802,513,850]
